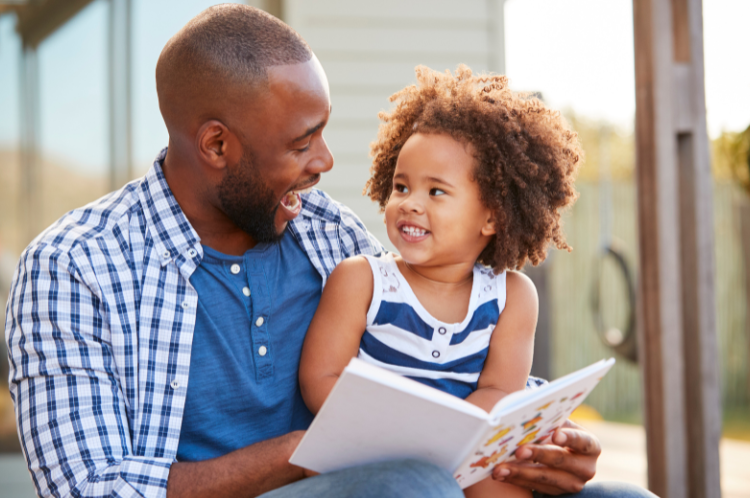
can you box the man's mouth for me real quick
[279,186,315,218]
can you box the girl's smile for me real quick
[396,220,431,242]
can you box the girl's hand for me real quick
[491,420,601,495]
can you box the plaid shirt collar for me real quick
[140,148,344,270]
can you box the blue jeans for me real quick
[534,481,659,498]
[258,459,463,498]
[259,459,657,498]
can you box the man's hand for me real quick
[491,420,601,495]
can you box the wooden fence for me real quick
[547,180,748,420]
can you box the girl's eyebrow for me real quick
[426,176,454,188]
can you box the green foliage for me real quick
[561,111,635,182]
[712,125,750,193]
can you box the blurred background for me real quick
[0,0,748,496]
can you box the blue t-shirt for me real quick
[176,230,322,461]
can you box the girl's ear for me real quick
[481,212,497,237]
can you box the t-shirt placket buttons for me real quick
[247,256,273,380]
[433,326,451,360]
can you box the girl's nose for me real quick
[399,195,424,214]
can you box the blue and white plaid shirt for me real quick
[5,149,546,498]
[4,149,383,498]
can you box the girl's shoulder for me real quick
[502,270,538,314]
[325,255,375,295]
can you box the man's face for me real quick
[219,56,333,242]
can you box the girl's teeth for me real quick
[402,226,426,236]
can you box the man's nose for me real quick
[310,137,334,174]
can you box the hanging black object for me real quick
[590,242,637,362]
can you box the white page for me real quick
[489,358,615,421]
[290,359,490,473]
[454,358,615,489]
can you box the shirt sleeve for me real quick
[335,202,385,258]
[5,243,173,498]
[526,376,549,389]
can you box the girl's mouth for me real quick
[398,223,431,243]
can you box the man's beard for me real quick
[218,150,285,244]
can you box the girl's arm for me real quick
[299,256,374,414]
[465,271,538,413]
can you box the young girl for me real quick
[299,65,582,497]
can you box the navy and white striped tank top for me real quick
[358,253,506,399]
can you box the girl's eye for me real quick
[430,188,446,196]
[394,183,409,193]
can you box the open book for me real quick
[290,357,615,489]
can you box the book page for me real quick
[291,358,490,474]
[453,358,615,489]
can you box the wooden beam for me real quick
[15,0,95,48]
[632,0,722,497]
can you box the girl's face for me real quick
[384,133,496,268]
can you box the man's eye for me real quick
[296,143,311,153]
[394,183,408,193]
[430,188,446,196]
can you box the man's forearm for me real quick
[167,431,306,498]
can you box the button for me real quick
[170,379,180,389]
[162,250,171,259]
[242,287,251,297]
[438,327,447,335]
[432,351,440,358]
[181,301,190,309]
[255,317,264,327]
[258,345,268,356]
[187,248,197,258]
[230,264,241,274]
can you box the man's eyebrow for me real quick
[291,121,325,143]
[292,105,333,143]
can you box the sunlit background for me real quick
[0,0,748,496]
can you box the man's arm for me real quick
[167,432,310,498]
[7,245,310,498]
[492,420,601,495]
[7,245,172,498]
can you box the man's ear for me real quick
[196,120,240,171]
[481,212,497,237]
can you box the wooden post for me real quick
[632,0,722,497]
[108,0,133,190]
[739,202,750,403]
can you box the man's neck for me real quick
[162,146,258,256]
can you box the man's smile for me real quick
[278,174,321,219]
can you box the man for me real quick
[6,5,653,498]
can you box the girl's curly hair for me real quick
[365,65,582,272]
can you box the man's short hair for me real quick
[169,4,312,83]
[156,4,313,126]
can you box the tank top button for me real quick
[432,351,440,358]
[438,327,447,335]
